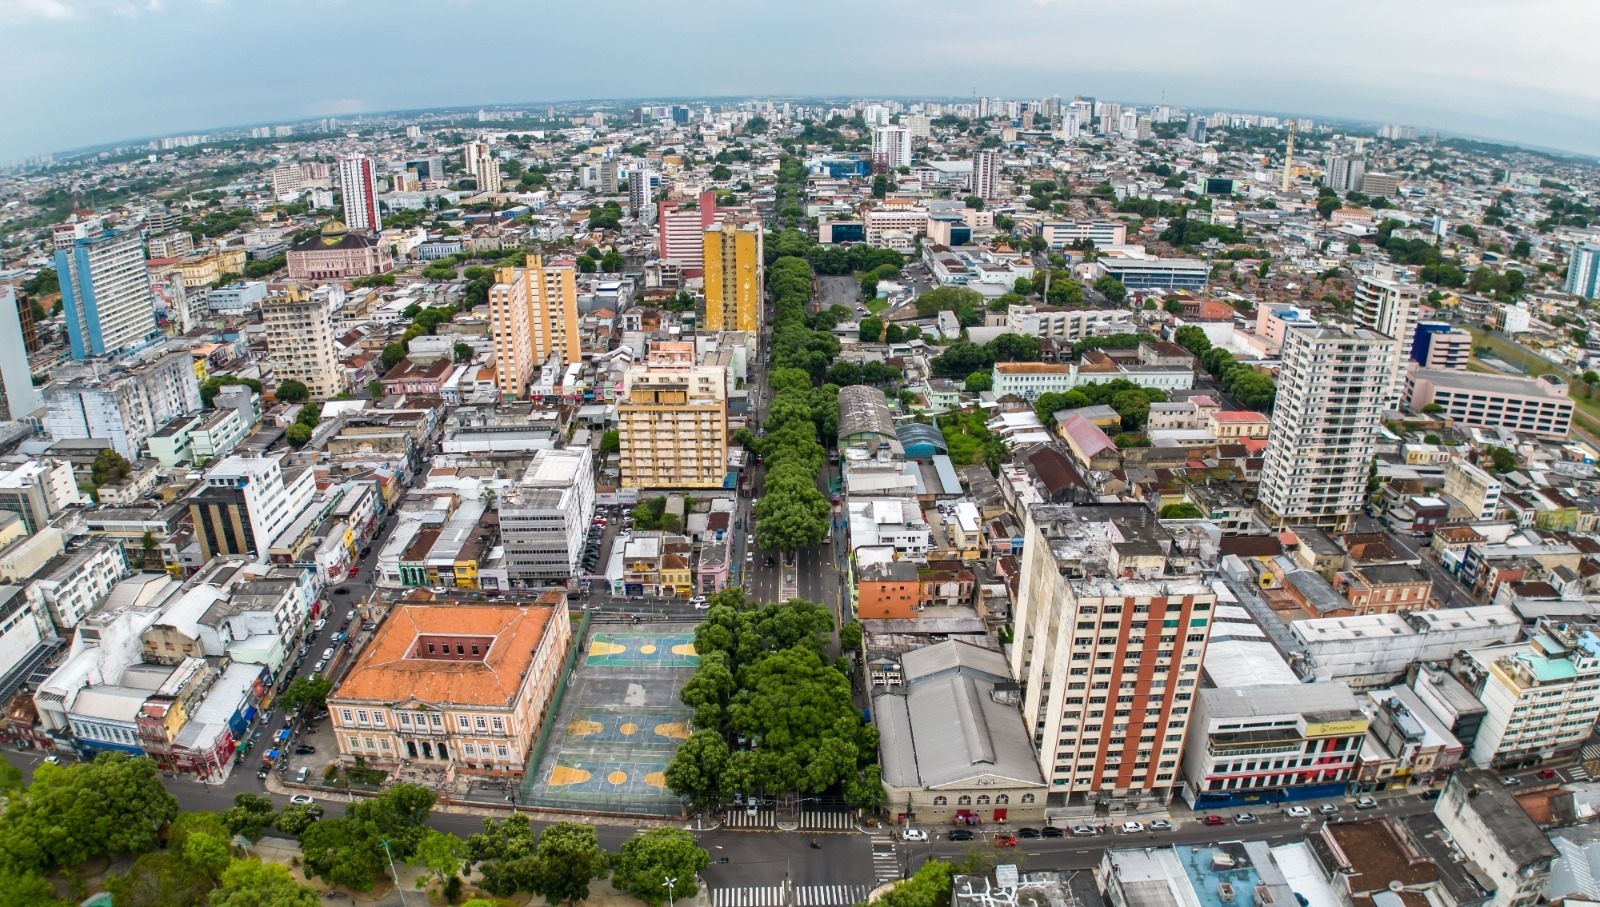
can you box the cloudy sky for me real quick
[1,0,1596,161]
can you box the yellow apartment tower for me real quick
[487,254,580,399]
[702,220,763,333]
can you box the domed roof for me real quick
[320,220,349,236]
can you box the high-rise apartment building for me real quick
[1360,172,1400,197]
[1322,155,1366,194]
[1185,118,1207,143]
[703,221,763,333]
[469,142,501,194]
[598,158,620,195]
[262,286,342,400]
[269,163,302,199]
[617,343,727,489]
[0,286,43,420]
[486,255,580,399]
[1009,505,1216,809]
[55,229,159,359]
[43,350,202,459]
[1567,242,1600,299]
[1353,269,1421,409]
[1257,321,1396,531]
[657,192,717,277]
[188,454,315,561]
[337,155,381,233]
[629,166,656,222]
[871,125,912,172]
[971,149,1001,200]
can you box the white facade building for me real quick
[871,126,913,171]
[499,447,596,589]
[1456,624,1600,768]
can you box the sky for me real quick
[1,0,1597,162]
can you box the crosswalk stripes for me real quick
[799,810,856,831]
[1582,743,1600,762]
[721,808,776,829]
[711,886,786,907]
[794,884,873,906]
[1573,762,1596,781]
[870,835,901,885]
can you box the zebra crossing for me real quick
[709,884,873,907]
[799,810,856,831]
[1573,761,1595,781]
[870,834,901,886]
[721,807,776,829]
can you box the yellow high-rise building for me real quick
[487,254,580,399]
[703,221,763,333]
[617,342,728,489]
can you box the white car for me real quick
[903,828,928,842]
[1118,821,1145,834]
[321,648,334,660]
[313,619,327,632]
[289,794,315,805]
[313,660,326,673]
[1354,796,1379,809]
[1285,806,1311,818]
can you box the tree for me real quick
[104,851,214,907]
[299,820,389,892]
[453,342,474,363]
[0,753,179,874]
[1485,446,1518,474]
[0,869,68,907]
[209,860,319,907]
[279,675,333,713]
[1173,325,1212,356]
[872,175,890,199]
[600,429,620,455]
[295,402,321,427]
[275,802,324,837]
[1422,402,1447,414]
[380,343,407,371]
[663,729,732,809]
[529,823,607,906]
[408,829,467,891]
[1164,298,1183,315]
[90,449,133,487]
[285,423,313,448]
[200,376,263,406]
[610,829,710,907]
[964,371,992,393]
[989,333,1041,363]
[466,815,540,897]
[1316,195,1341,219]
[221,793,277,843]
[601,249,625,273]
[858,315,884,343]
[839,621,863,652]
[1094,275,1128,304]
[1047,273,1085,307]
[1159,503,1205,520]
[275,380,310,403]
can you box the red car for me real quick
[1203,815,1227,826]
[994,833,1017,847]
[1539,768,1558,780]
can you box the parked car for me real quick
[313,619,327,632]
[1118,822,1145,834]
[994,833,1017,847]
[1501,775,1522,786]
[688,596,707,607]
[1285,806,1312,818]
[948,829,974,842]
[1318,804,1340,815]
[1072,826,1098,837]
[294,745,316,755]
[1150,820,1173,831]
[1040,826,1064,838]
[313,660,326,673]
[1539,768,1559,780]
[1354,797,1379,809]
[333,587,349,595]
[1017,827,1041,838]
[321,648,334,660]
[902,829,927,842]
[1203,814,1227,826]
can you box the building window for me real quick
[1021,794,1035,804]
[341,709,353,723]
[458,716,471,730]
[957,795,972,806]
[933,796,948,806]
[995,795,1009,805]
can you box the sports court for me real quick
[585,632,699,668]
[523,623,700,815]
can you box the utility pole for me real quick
[381,838,409,906]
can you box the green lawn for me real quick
[864,297,888,315]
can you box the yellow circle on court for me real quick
[640,644,657,654]
[608,771,629,786]
[620,723,639,735]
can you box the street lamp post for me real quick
[664,876,677,907]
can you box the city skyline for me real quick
[2,0,1598,161]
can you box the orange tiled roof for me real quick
[333,604,560,706]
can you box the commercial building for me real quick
[0,459,83,533]
[989,359,1194,400]
[1005,304,1131,343]
[1091,252,1209,291]
[187,455,315,561]
[328,601,572,778]
[657,192,716,277]
[1361,172,1400,197]
[486,254,580,399]
[262,286,342,400]
[970,149,1001,199]
[286,221,392,281]
[43,350,204,460]
[1038,221,1127,249]
[1434,771,1557,907]
[1258,321,1396,531]
[55,229,159,359]
[467,142,500,194]
[499,447,596,589]
[1181,683,1367,809]
[1567,242,1600,299]
[337,155,381,233]
[1454,622,1600,768]
[0,286,42,419]
[1410,321,1472,371]
[1291,605,1522,691]
[703,220,763,333]
[1444,459,1503,521]
[617,343,728,489]
[1352,270,1421,409]
[876,640,1047,825]
[871,125,913,171]
[1405,368,1573,439]
[1009,505,1216,810]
